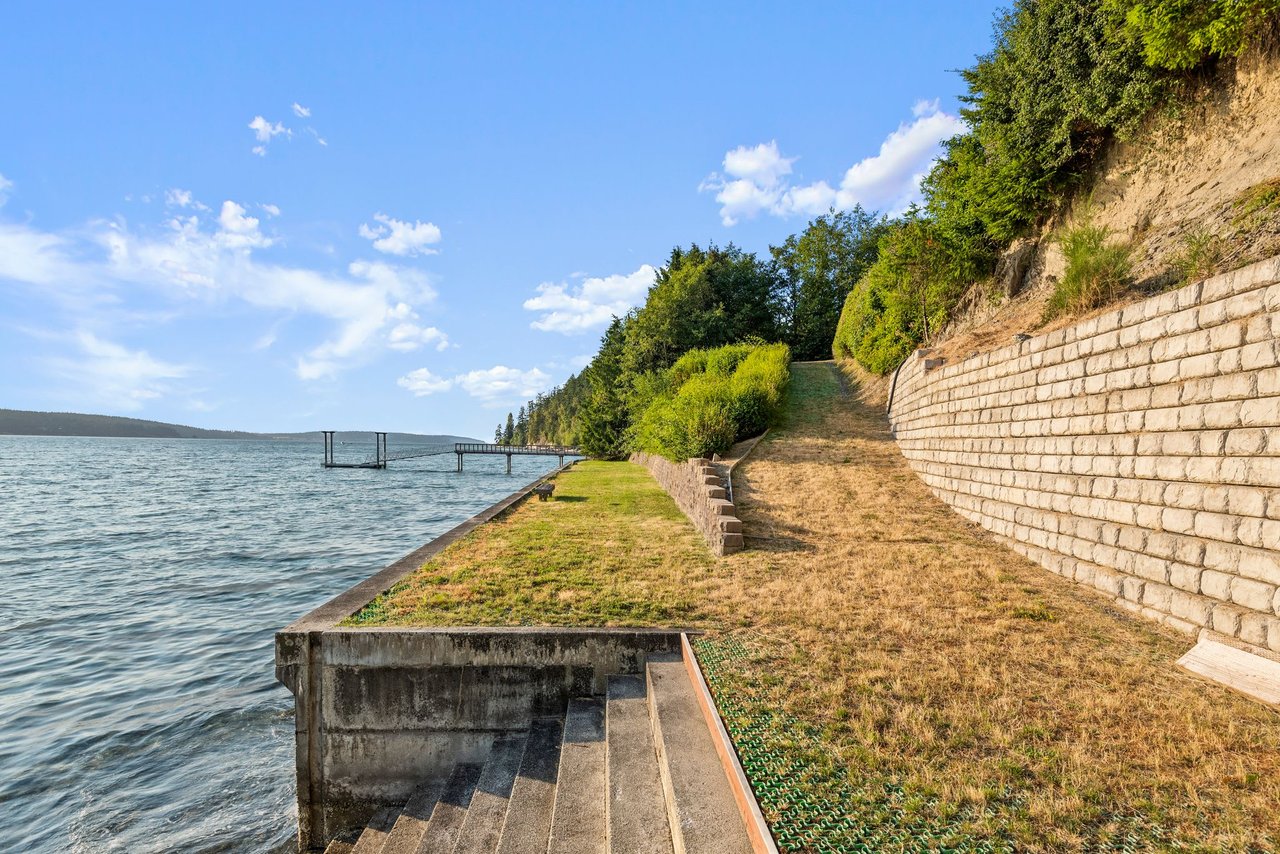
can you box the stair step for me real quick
[646,654,752,854]
[418,763,483,853]
[324,841,357,854]
[549,698,607,854]
[496,718,564,854]
[381,778,447,854]
[606,675,673,854]
[352,807,398,854]
[452,732,528,854]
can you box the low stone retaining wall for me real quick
[631,452,744,556]
[889,256,1280,653]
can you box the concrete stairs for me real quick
[324,653,753,854]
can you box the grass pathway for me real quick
[351,361,1280,851]
[703,362,1280,852]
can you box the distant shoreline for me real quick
[0,408,479,443]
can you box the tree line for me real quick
[493,212,887,456]
[495,1,1280,455]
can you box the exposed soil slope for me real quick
[937,45,1280,363]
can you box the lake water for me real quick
[0,436,563,853]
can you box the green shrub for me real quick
[1233,176,1280,223]
[829,217,968,375]
[1115,0,1280,70]
[1045,220,1133,319]
[1169,225,1227,285]
[634,342,790,460]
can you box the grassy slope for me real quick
[347,362,1280,850]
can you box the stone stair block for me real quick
[417,763,483,853]
[645,655,752,854]
[454,733,528,854]
[606,675,674,854]
[549,698,607,854]
[380,778,446,854]
[496,718,563,854]
[351,807,397,854]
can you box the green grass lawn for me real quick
[343,460,718,627]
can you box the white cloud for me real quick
[701,101,966,224]
[0,173,14,207]
[260,203,281,217]
[454,366,552,404]
[397,367,452,396]
[292,102,311,118]
[248,115,290,156]
[359,213,442,257]
[216,201,273,249]
[697,142,794,226]
[523,264,655,334]
[164,188,209,211]
[48,331,190,410]
[0,203,445,382]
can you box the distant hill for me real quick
[0,409,479,444]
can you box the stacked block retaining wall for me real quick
[889,256,1280,652]
[631,452,744,555]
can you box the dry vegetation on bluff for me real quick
[352,363,1280,849]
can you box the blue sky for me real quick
[0,2,1000,438]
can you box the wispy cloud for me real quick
[47,330,190,411]
[522,265,655,334]
[292,102,311,118]
[396,364,553,404]
[700,100,966,224]
[0,172,15,207]
[359,213,442,257]
[397,367,452,396]
[248,115,290,156]
[0,202,445,383]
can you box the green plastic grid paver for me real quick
[691,635,1212,854]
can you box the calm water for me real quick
[0,436,562,853]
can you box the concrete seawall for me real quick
[275,465,686,849]
[889,256,1280,654]
[631,452,744,556]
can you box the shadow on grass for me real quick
[553,495,589,503]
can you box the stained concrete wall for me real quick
[631,452,744,555]
[889,256,1280,652]
[275,465,686,850]
[276,626,682,849]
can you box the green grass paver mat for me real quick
[692,635,1186,854]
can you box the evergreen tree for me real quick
[770,208,888,360]
[503,412,515,445]
[515,405,528,446]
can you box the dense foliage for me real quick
[486,1,1280,452]
[632,342,790,460]
[833,0,1280,375]
[497,227,876,458]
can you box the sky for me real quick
[0,2,1002,439]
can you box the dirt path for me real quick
[705,361,1280,851]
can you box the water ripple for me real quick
[0,436,558,852]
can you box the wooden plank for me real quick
[1178,636,1280,707]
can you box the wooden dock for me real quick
[323,432,580,472]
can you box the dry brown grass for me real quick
[711,361,1280,850]
[349,361,1280,848]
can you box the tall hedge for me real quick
[633,342,790,461]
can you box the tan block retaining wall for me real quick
[889,256,1280,651]
[631,452,744,556]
